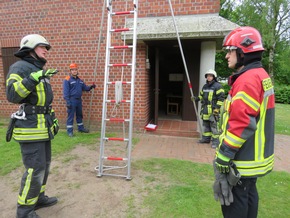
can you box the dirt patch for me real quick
[0,143,152,218]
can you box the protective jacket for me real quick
[63,75,91,104]
[6,57,58,142]
[198,80,224,120]
[218,61,275,177]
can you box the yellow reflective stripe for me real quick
[13,128,48,140]
[234,154,274,176]
[13,82,31,97]
[216,101,223,107]
[224,131,246,148]
[233,91,260,112]
[40,185,46,194]
[255,97,268,160]
[36,82,45,106]
[203,132,212,137]
[216,89,224,95]
[18,168,38,205]
[6,73,22,85]
[37,114,46,129]
[208,90,213,101]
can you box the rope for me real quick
[167,0,203,137]
[87,0,107,128]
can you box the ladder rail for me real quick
[126,0,138,180]
[97,0,138,180]
[98,0,114,177]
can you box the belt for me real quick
[70,97,81,100]
[24,105,52,115]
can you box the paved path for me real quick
[132,134,290,173]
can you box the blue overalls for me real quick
[63,75,91,135]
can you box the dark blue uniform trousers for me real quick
[17,141,51,218]
[66,99,85,134]
[222,178,258,218]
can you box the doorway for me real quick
[146,40,201,125]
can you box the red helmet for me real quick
[223,26,264,53]
[69,63,78,69]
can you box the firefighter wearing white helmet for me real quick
[213,26,275,218]
[194,69,224,148]
[6,34,58,218]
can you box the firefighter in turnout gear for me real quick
[63,63,96,137]
[195,69,225,148]
[6,34,59,218]
[213,27,275,218]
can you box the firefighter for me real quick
[195,69,225,148]
[213,26,275,218]
[63,63,96,137]
[6,34,59,218]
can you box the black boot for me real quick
[35,196,58,210]
[17,210,40,218]
[78,128,89,133]
[198,138,210,143]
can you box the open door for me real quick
[154,48,160,125]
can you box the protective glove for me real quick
[213,108,220,116]
[53,118,59,135]
[30,69,58,82]
[90,83,96,90]
[213,160,234,206]
[191,96,200,103]
[215,152,231,173]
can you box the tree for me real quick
[218,0,290,84]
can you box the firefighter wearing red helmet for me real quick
[63,63,96,137]
[213,26,275,218]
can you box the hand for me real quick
[30,69,58,82]
[213,108,220,116]
[43,69,58,78]
[213,160,234,206]
[90,84,96,90]
[213,173,234,206]
[53,118,59,135]
[66,103,72,109]
[215,153,230,173]
[191,96,199,103]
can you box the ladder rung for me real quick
[108,63,132,67]
[105,156,128,161]
[106,100,131,103]
[107,81,131,84]
[105,137,129,141]
[109,45,133,49]
[111,28,132,32]
[105,118,130,122]
[112,11,134,16]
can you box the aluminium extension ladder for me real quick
[95,0,138,180]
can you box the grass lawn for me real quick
[0,103,289,217]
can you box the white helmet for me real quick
[15,34,51,58]
[204,69,217,78]
[19,34,51,50]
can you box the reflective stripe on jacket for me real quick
[218,64,275,178]
[6,60,56,142]
[63,75,91,104]
[198,81,225,120]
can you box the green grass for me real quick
[275,103,290,135]
[133,158,290,218]
[0,103,289,217]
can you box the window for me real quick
[1,47,20,82]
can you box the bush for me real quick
[274,85,290,104]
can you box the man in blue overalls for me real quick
[63,63,95,137]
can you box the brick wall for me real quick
[0,0,220,131]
